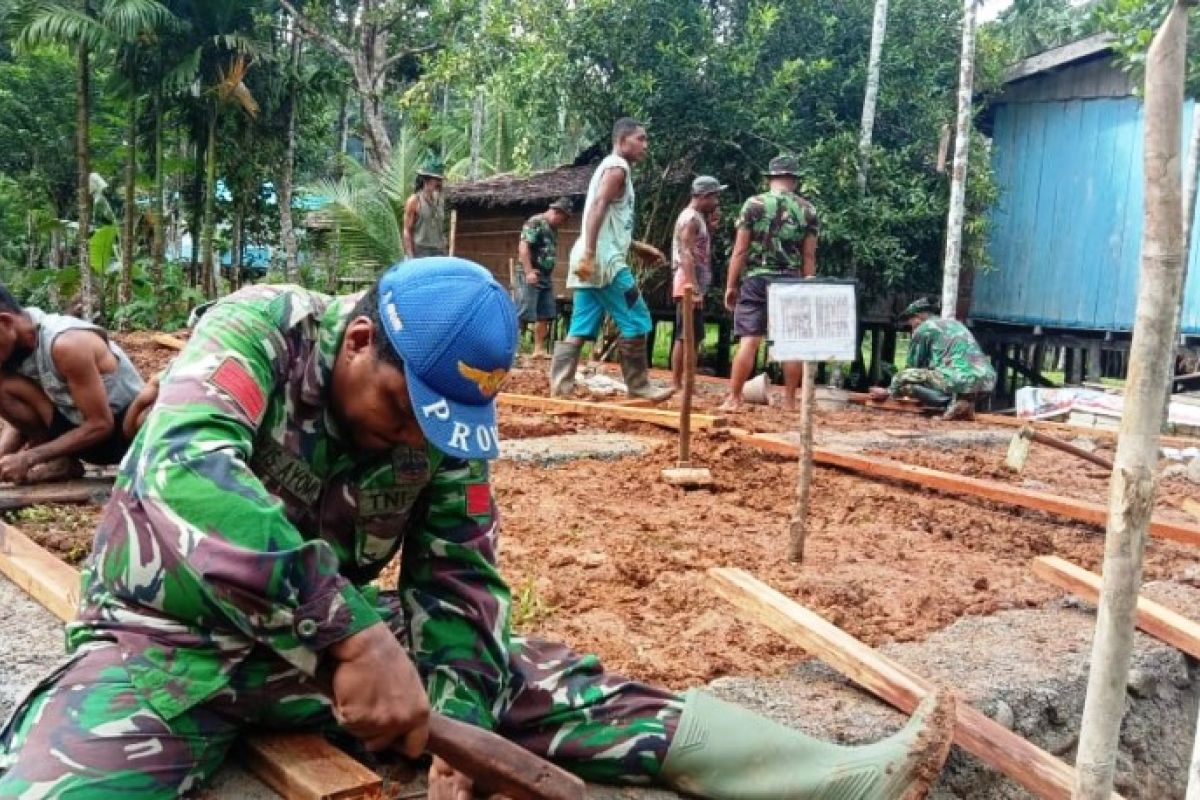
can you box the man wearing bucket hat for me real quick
[517,196,573,358]
[869,297,996,420]
[552,117,673,401]
[403,157,448,258]
[0,258,955,800]
[670,175,725,390]
[721,154,820,412]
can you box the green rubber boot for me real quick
[660,689,955,800]
[550,341,582,397]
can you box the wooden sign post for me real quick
[768,279,857,562]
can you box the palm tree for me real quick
[14,0,178,317]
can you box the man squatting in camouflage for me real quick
[721,155,820,413]
[0,258,955,800]
[871,298,997,421]
[0,285,145,485]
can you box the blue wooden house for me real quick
[973,35,1200,388]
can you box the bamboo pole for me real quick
[788,361,817,562]
[940,0,978,321]
[449,209,458,256]
[1075,3,1190,796]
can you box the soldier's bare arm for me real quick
[2,331,114,476]
[725,227,752,312]
[403,194,420,258]
[518,237,538,284]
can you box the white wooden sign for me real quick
[767,280,857,362]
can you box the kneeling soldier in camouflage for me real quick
[0,258,954,799]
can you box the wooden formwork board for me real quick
[0,478,113,512]
[1032,556,1200,659]
[498,393,725,430]
[734,431,1200,548]
[708,566,1123,800]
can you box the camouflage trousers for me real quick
[890,368,953,402]
[0,606,682,798]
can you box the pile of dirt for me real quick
[6,504,102,565]
[113,331,188,378]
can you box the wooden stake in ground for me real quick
[940,0,978,320]
[787,361,817,562]
[448,208,458,257]
[1075,3,1190,797]
[662,285,712,488]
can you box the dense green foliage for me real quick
[0,0,1170,330]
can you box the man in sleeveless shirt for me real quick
[403,158,448,259]
[721,154,819,412]
[0,284,145,483]
[670,175,725,391]
[551,118,672,401]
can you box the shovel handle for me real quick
[428,714,587,800]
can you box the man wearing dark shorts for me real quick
[517,197,572,357]
[670,176,725,390]
[0,284,145,483]
[721,155,819,412]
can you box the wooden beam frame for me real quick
[150,333,187,351]
[499,393,726,430]
[708,566,1123,800]
[0,478,113,512]
[0,522,383,800]
[1031,556,1200,659]
[734,431,1200,547]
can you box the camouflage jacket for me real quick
[520,214,558,289]
[898,317,997,395]
[735,190,818,279]
[68,285,511,730]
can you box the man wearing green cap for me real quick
[670,176,725,390]
[404,159,448,258]
[0,259,954,800]
[869,297,996,420]
[722,154,819,412]
[517,197,572,358]
[551,118,672,401]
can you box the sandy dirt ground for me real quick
[8,353,1199,696]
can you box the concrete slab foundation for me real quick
[501,432,663,466]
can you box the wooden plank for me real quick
[733,431,1200,547]
[0,478,112,511]
[846,393,931,414]
[242,734,384,800]
[1031,556,1200,659]
[708,566,1122,800]
[498,393,725,430]
[150,333,187,351]
[1183,498,1200,520]
[0,522,384,800]
[0,522,80,623]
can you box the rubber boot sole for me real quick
[896,691,957,800]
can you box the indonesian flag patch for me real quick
[209,357,266,424]
[465,482,491,517]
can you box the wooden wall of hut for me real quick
[452,208,581,300]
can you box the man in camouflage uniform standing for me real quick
[721,155,819,412]
[0,258,954,800]
[872,298,996,420]
[517,197,572,358]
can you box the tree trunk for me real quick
[76,26,94,320]
[278,28,302,283]
[335,89,349,180]
[200,105,218,299]
[1074,3,1189,797]
[1161,103,1200,424]
[856,0,889,202]
[189,139,202,288]
[151,85,165,298]
[119,93,137,316]
[231,206,243,291]
[940,0,977,321]
[469,88,484,179]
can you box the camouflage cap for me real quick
[548,197,574,214]
[765,155,800,177]
[898,297,939,320]
[691,175,728,196]
[416,157,445,179]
